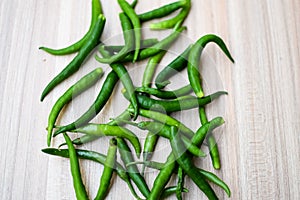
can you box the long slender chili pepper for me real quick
[138,0,185,22]
[169,126,218,200]
[70,109,132,146]
[191,117,225,147]
[54,70,119,135]
[104,38,158,53]
[187,34,233,169]
[150,0,191,30]
[155,45,192,89]
[123,89,227,113]
[40,14,106,101]
[135,84,193,99]
[142,131,159,175]
[95,13,134,64]
[117,0,141,62]
[142,51,166,88]
[94,139,117,200]
[97,46,139,120]
[47,68,104,146]
[63,133,89,200]
[187,34,234,98]
[41,148,143,199]
[127,107,194,138]
[160,186,189,199]
[116,138,151,198]
[121,25,186,62]
[176,167,184,200]
[127,159,230,197]
[68,123,141,158]
[39,0,102,55]
[198,168,231,197]
[147,154,176,200]
[112,118,206,157]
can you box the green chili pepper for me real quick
[127,106,194,138]
[104,38,158,53]
[142,131,159,175]
[42,148,142,199]
[147,154,176,200]
[169,126,218,200]
[40,15,106,101]
[121,25,186,62]
[127,159,230,197]
[39,0,102,55]
[187,34,234,98]
[130,0,138,8]
[150,0,191,30]
[70,109,133,146]
[69,123,141,158]
[176,167,184,200]
[94,138,117,200]
[155,45,192,89]
[112,118,206,157]
[63,133,89,200]
[117,0,141,62]
[95,13,134,64]
[160,186,189,199]
[138,0,185,22]
[142,51,166,88]
[135,85,193,99]
[116,137,150,198]
[54,70,119,135]
[97,46,139,120]
[47,68,104,146]
[124,89,227,113]
[199,169,231,197]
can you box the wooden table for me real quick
[1,0,299,199]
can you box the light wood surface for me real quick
[1,0,299,199]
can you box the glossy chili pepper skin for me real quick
[39,0,103,55]
[116,138,151,198]
[138,0,185,22]
[104,38,158,53]
[136,85,193,99]
[147,154,176,200]
[96,13,134,64]
[160,186,189,199]
[117,0,141,62]
[94,139,117,200]
[142,131,159,175]
[69,123,141,158]
[176,167,184,200]
[169,126,218,200]
[150,0,191,30]
[41,148,142,199]
[124,90,227,113]
[97,46,139,120]
[63,133,89,200]
[155,45,192,89]
[47,68,104,146]
[121,26,186,63]
[199,169,231,197]
[40,15,106,101]
[71,109,133,146]
[187,34,234,98]
[127,107,194,138]
[54,70,119,135]
[142,51,166,88]
[114,119,206,157]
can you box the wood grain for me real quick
[0,0,299,199]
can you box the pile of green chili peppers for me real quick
[40,0,234,199]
